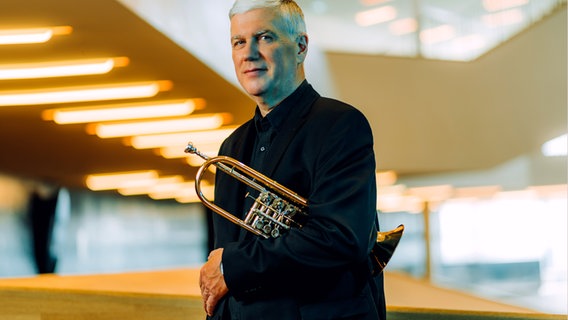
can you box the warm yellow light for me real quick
[150,178,188,194]
[119,179,211,202]
[0,57,129,80]
[527,184,568,197]
[126,126,237,149]
[43,99,204,124]
[376,170,397,186]
[494,189,537,200]
[377,184,406,196]
[0,81,172,106]
[0,26,72,45]
[389,18,418,35]
[420,25,456,44]
[482,9,525,27]
[377,195,424,213]
[453,186,501,199]
[377,185,424,213]
[89,113,231,138]
[149,181,193,200]
[360,0,392,6]
[482,0,529,12]
[85,170,158,191]
[175,184,215,203]
[407,185,454,202]
[355,5,397,27]
[118,176,185,196]
[175,196,200,203]
[186,151,221,167]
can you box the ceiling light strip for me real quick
[126,126,237,149]
[85,170,158,191]
[482,9,525,27]
[176,184,215,203]
[420,25,456,44]
[355,5,397,27]
[42,99,205,124]
[0,26,72,45]
[90,113,232,138]
[482,0,529,12]
[148,180,194,200]
[118,176,186,196]
[360,0,392,6]
[0,80,172,106]
[389,18,418,36]
[0,57,129,80]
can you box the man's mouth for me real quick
[244,67,266,74]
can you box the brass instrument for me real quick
[185,142,404,274]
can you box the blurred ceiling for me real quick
[299,0,564,60]
[0,0,254,192]
[0,0,565,199]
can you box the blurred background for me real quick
[0,0,565,315]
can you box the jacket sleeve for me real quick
[222,106,378,298]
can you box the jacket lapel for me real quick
[261,89,319,177]
[225,120,255,164]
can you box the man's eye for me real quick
[232,39,245,48]
[259,35,273,42]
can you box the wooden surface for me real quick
[0,269,205,320]
[384,272,541,314]
[0,268,561,319]
[387,307,567,320]
[0,268,201,296]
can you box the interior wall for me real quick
[325,6,566,176]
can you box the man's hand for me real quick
[199,248,229,316]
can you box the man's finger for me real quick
[205,294,215,316]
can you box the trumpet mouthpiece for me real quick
[185,142,197,154]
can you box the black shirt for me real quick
[244,80,311,215]
[249,80,310,172]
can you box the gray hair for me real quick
[229,0,307,40]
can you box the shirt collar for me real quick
[253,80,310,132]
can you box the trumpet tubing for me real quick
[185,142,307,239]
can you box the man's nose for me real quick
[243,41,260,60]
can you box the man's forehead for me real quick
[230,8,283,35]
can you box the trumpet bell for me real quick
[371,224,405,275]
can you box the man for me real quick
[199,0,386,319]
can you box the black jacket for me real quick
[209,82,386,320]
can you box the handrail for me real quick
[387,306,567,320]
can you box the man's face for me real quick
[230,7,305,106]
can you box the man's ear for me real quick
[297,34,308,64]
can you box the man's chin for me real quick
[243,86,268,98]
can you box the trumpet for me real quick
[185,142,404,274]
[185,142,307,239]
